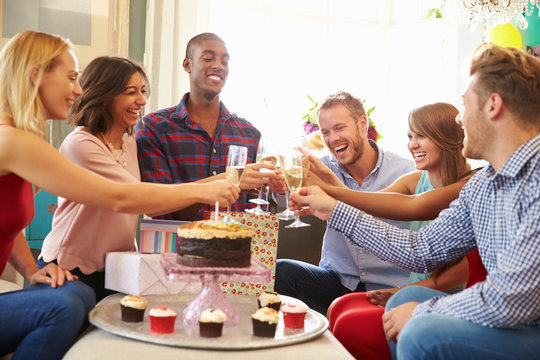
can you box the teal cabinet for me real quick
[25,190,57,249]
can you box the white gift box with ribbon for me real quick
[104,251,201,296]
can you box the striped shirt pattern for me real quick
[328,134,540,328]
[135,93,261,220]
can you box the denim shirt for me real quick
[319,141,416,291]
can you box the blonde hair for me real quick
[0,30,71,137]
[408,103,470,186]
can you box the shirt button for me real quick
[213,148,216,153]
[212,171,217,176]
[361,272,365,276]
[358,249,363,254]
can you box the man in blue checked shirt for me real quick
[275,92,415,315]
[289,44,540,359]
[136,33,280,221]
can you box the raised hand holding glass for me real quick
[280,148,311,228]
[223,145,247,224]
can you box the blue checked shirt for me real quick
[319,142,416,291]
[135,93,261,220]
[328,134,540,328]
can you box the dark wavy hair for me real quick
[69,56,149,135]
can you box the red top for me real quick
[0,172,34,275]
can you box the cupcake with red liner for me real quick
[281,303,307,329]
[149,306,177,334]
[257,291,281,311]
[199,308,227,338]
[251,307,279,337]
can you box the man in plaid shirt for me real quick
[136,33,279,220]
[289,44,540,359]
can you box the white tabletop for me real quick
[64,327,354,360]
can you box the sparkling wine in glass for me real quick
[223,145,247,224]
[280,151,311,228]
[247,138,275,215]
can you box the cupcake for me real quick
[199,308,227,338]
[281,303,307,329]
[257,291,281,311]
[251,307,279,337]
[148,306,177,334]
[120,295,147,322]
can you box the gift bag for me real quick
[139,219,187,253]
[211,212,279,297]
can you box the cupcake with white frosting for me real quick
[257,291,281,311]
[199,308,227,337]
[251,307,279,337]
[120,295,147,322]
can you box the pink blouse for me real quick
[40,127,140,274]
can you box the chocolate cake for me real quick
[176,220,253,268]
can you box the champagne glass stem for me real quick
[255,187,263,209]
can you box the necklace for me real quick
[104,135,128,168]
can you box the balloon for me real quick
[489,23,522,49]
[517,6,540,46]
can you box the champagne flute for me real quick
[276,136,308,221]
[223,145,247,224]
[280,149,311,228]
[246,154,278,215]
[247,138,274,215]
[276,189,296,221]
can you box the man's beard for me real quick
[337,131,365,167]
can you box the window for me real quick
[179,0,462,157]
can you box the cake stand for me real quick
[160,253,271,327]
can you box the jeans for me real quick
[275,259,362,315]
[0,280,95,360]
[385,286,540,360]
[38,259,116,302]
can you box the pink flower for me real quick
[303,121,319,135]
[368,126,379,142]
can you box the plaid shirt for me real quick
[135,93,261,220]
[328,133,540,328]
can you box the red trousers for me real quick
[328,250,487,359]
[328,293,390,359]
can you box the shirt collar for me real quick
[171,93,233,126]
[337,139,382,179]
[487,133,540,179]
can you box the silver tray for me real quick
[89,293,328,350]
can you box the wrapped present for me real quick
[104,251,200,296]
[211,212,279,297]
[139,219,187,253]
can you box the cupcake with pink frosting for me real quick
[281,303,307,329]
[149,306,177,334]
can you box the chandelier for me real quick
[460,0,540,30]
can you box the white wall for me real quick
[144,0,485,162]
